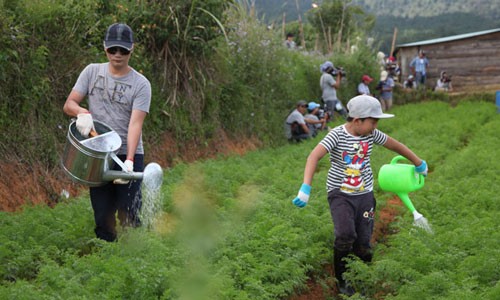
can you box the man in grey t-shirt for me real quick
[63,23,151,242]
[285,100,310,142]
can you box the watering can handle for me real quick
[391,155,425,186]
[390,155,409,164]
[89,129,98,137]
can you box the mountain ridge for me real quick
[250,0,500,53]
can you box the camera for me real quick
[317,108,326,119]
[316,107,330,122]
[443,76,452,83]
[330,67,347,77]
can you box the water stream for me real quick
[140,163,164,228]
[414,216,433,233]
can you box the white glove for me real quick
[124,159,134,172]
[113,159,134,185]
[76,113,94,136]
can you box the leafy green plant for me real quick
[2,100,500,299]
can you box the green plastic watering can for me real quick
[378,155,425,213]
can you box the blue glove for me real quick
[292,183,311,208]
[415,160,428,177]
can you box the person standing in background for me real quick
[357,75,374,96]
[284,32,297,50]
[63,23,152,242]
[409,50,429,88]
[378,70,395,111]
[320,61,348,120]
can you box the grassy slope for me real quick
[1,99,500,299]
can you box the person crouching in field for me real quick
[284,100,311,142]
[291,95,428,296]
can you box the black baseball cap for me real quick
[104,23,134,50]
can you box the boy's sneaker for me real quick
[338,281,356,296]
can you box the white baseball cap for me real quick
[347,95,394,119]
[380,70,388,81]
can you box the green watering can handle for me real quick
[390,155,425,188]
[390,155,408,164]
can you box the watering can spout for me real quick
[397,193,416,213]
[102,170,144,181]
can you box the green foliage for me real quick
[208,3,327,145]
[0,0,104,164]
[2,100,500,299]
[306,0,374,43]
[0,0,379,169]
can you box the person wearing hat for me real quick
[403,74,417,89]
[284,100,311,142]
[291,95,428,296]
[304,101,327,137]
[320,61,348,120]
[357,74,374,96]
[378,70,395,111]
[63,23,152,242]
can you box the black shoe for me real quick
[338,281,356,296]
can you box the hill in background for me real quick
[250,0,500,54]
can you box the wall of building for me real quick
[397,31,500,91]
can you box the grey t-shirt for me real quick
[73,63,151,155]
[284,109,306,139]
[320,73,337,101]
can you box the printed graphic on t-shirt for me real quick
[109,81,131,104]
[89,75,105,96]
[89,75,131,104]
[341,141,368,193]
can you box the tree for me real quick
[307,0,374,54]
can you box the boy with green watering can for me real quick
[292,95,428,296]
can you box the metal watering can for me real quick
[378,155,432,232]
[61,120,163,189]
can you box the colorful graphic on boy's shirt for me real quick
[341,141,368,193]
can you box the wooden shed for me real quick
[395,28,500,92]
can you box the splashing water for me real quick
[140,163,164,228]
[413,216,433,233]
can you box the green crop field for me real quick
[1,100,500,299]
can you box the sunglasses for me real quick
[106,47,131,55]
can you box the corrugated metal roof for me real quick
[397,28,500,48]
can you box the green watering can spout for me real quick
[397,193,416,213]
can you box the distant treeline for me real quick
[372,12,500,54]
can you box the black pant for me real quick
[328,189,375,282]
[89,154,144,241]
[290,122,310,142]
